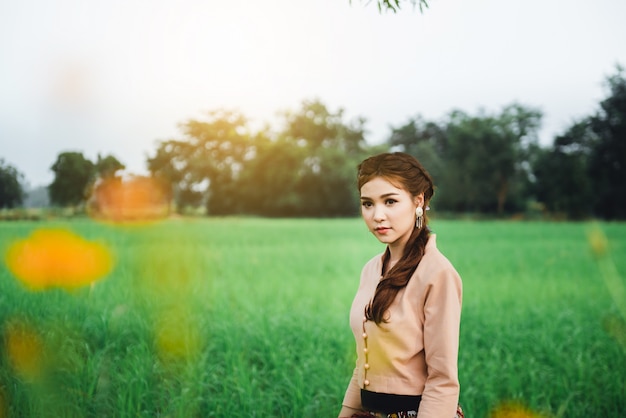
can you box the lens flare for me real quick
[3,320,45,381]
[4,228,113,291]
[88,176,170,223]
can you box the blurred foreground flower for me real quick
[489,401,548,418]
[588,224,626,352]
[88,176,170,223]
[3,320,45,381]
[155,307,201,364]
[5,228,113,290]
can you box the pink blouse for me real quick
[341,235,462,418]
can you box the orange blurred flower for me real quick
[4,228,113,291]
[3,320,45,381]
[88,176,170,223]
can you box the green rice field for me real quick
[0,218,625,417]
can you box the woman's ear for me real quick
[414,193,425,208]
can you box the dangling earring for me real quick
[415,206,423,229]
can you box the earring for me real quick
[415,206,423,229]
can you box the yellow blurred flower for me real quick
[154,307,201,363]
[88,176,170,223]
[4,228,113,291]
[489,401,548,418]
[3,320,45,381]
[587,224,609,258]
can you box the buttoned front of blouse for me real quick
[341,234,462,418]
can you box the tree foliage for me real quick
[148,100,369,216]
[0,159,25,209]
[48,152,124,208]
[532,121,593,219]
[531,65,626,220]
[96,154,125,179]
[388,104,542,215]
[148,110,253,214]
[587,66,626,219]
[354,0,429,13]
[48,152,95,207]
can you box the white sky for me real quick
[1,0,625,187]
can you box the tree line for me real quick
[1,66,624,220]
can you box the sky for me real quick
[1,0,625,188]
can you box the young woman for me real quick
[339,152,463,418]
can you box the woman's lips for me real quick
[375,227,390,234]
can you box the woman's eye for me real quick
[385,199,397,205]
[362,201,372,208]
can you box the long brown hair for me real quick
[357,152,435,324]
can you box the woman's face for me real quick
[360,176,423,251]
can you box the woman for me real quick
[339,152,463,418]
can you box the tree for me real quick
[532,121,594,219]
[148,110,253,214]
[587,66,626,219]
[387,116,446,189]
[236,133,308,217]
[0,159,25,209]
[278,99,368,216]
[353,0,429,13]
[48,152,95,207]
[431,104,542,214]
[95,154,125,179]
[147,100,370,217]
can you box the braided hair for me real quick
[357,152,435,324]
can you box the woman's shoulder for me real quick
[418,234,461,283]
[362,252,383,272]
[359,252,384,282]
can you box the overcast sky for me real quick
[1,0,625,187]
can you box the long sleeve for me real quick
[417,267,462,418]
[341,235,462,416]
[339,367,363,416]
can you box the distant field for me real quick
[0,218,625,417]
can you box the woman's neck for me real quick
[384,244,404,274]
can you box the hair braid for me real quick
[358,152,434,325]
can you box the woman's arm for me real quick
[338,367,363,417]
[418,268,462,418]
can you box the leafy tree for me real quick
[280,99,366,156]
[236,133,308,217]
[95,154,125,179]
[532,121,594,219]
[48,152,95,207]
[148,110,253,214]
[0,159,25,209]
[387,116,446,188]
[433,104,542,214]
[148,100,369,217]
[353,0,429,13]
[278,99,368,216]
[587,66,626,219]
[146,139,188,208]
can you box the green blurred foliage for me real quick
[0,159,25,209]
[147,100,370,217]
[48,152,124,209]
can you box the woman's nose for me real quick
[373,205,385,221]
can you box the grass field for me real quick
[0,218,625,417]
